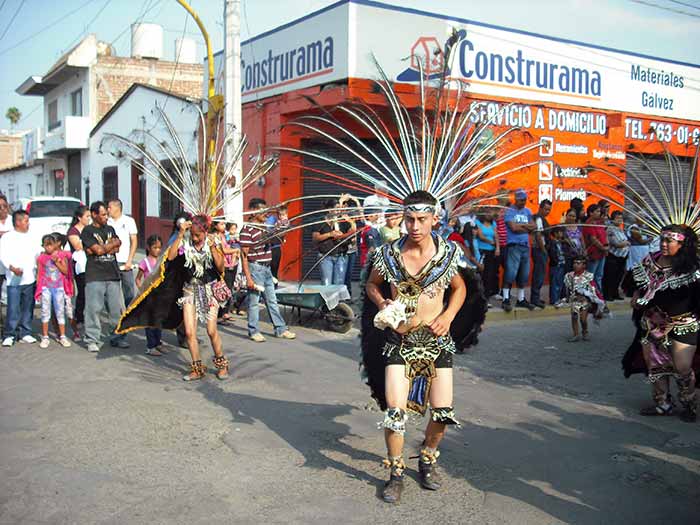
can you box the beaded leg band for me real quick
[419,448,440,464]
[382,456,406,476]
[212,355,229,380]
[431,406,461,427]
[183,360,205,381]
[213,355,229,370]
[378,407,408,435]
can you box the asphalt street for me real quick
[0,307,698,524]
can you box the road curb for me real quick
[485,300,631,324]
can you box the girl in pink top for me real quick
[136,234,165,356]
[35,233,74,348]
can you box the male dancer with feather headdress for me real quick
[364,190,471,503]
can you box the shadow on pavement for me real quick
[196,381,386,487]
[437,399,700,524]
[304,336,361,362]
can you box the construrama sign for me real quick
[241,37,334,96]
[352,4,700,121]
[399,30,602,98]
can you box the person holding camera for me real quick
[312,198,357,286]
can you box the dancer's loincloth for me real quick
[382,325,456,414]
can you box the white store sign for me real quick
[208,3,349,104]
[351,2,700,121]
[207,1,700,121]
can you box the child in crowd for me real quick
[35,233,74,348]
[226,224,247,315]
[226,222,239,244]
[212,220,240,322]
[563,254,605,342]
[225,223,241,268]
[379,213,402,244]
[136,234,166,356]
[359,212,382,267]
[548,227,567,307]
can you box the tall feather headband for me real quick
[273,45,542,213]
[99,101,277,220]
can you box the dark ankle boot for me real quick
[382,473,404,503]
[676,374,697,423]
[679,404,697,423]
[418,449,441,491]
[381,457,405,504]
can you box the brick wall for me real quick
[0,136,23,170]
[94,57,203,121]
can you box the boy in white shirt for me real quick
[1,210,41,346]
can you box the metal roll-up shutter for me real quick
[624,154,693,221]
[301,139,394,281]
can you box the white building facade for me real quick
[89,84,199,244]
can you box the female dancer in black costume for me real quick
[623,224,700,422]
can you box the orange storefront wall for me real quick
[239,78,700,281]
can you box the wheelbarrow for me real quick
[275,284,355,333]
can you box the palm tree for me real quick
[5,107,21,130]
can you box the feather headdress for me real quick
[273,47,542,213]
[99,101,276,219]
[586,147,700,237]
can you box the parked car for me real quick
[12,196,82,243]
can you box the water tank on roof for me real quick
[175,37,197,64]
[131,23,163,59]
[96,40,115,57]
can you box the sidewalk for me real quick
[298,280,633,327]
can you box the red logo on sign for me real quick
[409,37,444,77]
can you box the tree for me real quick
[5,107,21,129]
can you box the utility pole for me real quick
[176,0,222,209]
[224,0,243,224]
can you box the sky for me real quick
[1,0,699,131]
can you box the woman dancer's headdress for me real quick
[586,147,700,239]
[99,102,276,220]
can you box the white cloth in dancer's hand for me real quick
[374,301,407,330]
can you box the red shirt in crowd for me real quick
[496,217,508,248]
[582,218,608,261]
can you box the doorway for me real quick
[67,153,81,199]
[131,162,147,248]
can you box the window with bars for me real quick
[48,100,60,131]
[102,166,118,202]
[71,89,83,116]
[159,160,183,218]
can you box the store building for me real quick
[210,0,700,280]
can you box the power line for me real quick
[0,0,27,42]
[0,0,8,15]
[0,0,99,57]
[61,0,113,54]
[105,0,160,51]
[668,0,700,11]
[161,12,189,109]
[241,0,258,101]
[17,101,42,125]
[629,0,700,18]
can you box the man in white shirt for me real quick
[0,195,13,331]
[363,181,391,226]
[1,210,40,346]
[107,199,138,309]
